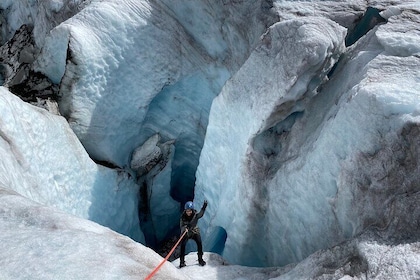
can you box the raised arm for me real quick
[196,200,208,219]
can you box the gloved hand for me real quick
[182,226,189,234]
[204,200,208,206]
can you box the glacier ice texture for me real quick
[195,0,420,268]
[0,0,419,278]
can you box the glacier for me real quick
[0,0,420,279]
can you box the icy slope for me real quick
[0,187,186,280]
[0,86,142,242]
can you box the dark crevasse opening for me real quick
[134,74,220,254]
[345,7,386,47]
[328,7,386,78]
[170,140,197,205]
[137,140,199,250]
[205,226,228,255]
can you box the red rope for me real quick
[145,230,188,280]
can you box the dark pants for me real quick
[180,232,203,262]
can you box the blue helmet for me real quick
[184,201,194,210]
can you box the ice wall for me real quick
[195,3,420,266]
[28,0,276,246]
[195,16,347,266]
[32,0,275,169]
[1,0,278,250]
[0,86,143,242]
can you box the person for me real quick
[179,200,208,268]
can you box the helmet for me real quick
[184,201,194,210]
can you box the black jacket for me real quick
[180,202,207,234]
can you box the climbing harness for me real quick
[145,230,188,279]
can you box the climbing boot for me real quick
[179,261,186,268]
[198,259,206,266]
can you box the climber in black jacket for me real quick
[179,200,208,268]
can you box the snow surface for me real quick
[0,186,185,280]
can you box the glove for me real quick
[204,200,208,206]
[182,226,189,233]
